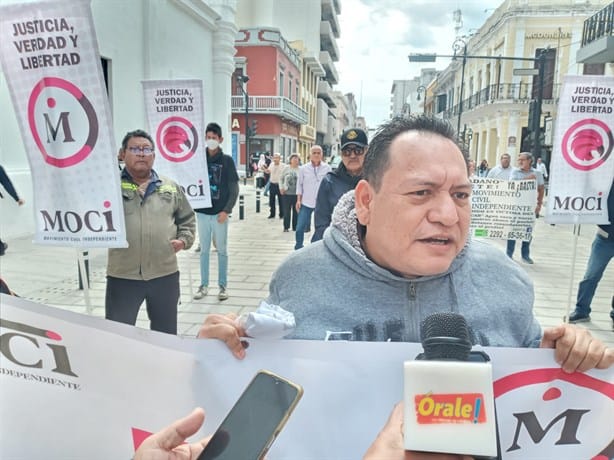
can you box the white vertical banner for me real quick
[142,80,211,209]
[546,75,614,224]
[0,0,127,248]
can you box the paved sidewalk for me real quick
[1,183,612,347]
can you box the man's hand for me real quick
[541,324,614,373]
[363,403,474,460]
[134,407,210,460]
[217,211,229,224]
[170,240,185,253]
[17,198,25,206]
[295,198,301,212]
[197,313,247,359]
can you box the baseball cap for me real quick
[340,128,368,150]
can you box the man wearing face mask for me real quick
[193,122,239,301]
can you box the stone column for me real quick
[506,110,520,156]
[209,1,238,147]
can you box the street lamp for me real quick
[416,85,426,101]
[408,46,547,159]
[466,127,473,142]
[466,127,474,160]
[452,37,468,140]
[237,74,250,179]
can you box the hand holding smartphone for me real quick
[197,370,303,460]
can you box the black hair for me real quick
[206,122,223,137]
[363,115,469,191]
[121,129,155,150]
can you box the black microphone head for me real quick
[420,312,472,361]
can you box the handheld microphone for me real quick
[403,312,498,458]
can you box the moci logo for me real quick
[561,118,613,171]
[180,180,207,198]
[0,318,78,378]
[494,368,613,459]
[40,200,117,233]
[156,116,199,163]
[28,77,99,168]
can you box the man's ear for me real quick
[118,148,125,161]
[354,179,373,226]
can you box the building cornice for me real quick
[170,0,220,28]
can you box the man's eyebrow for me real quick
[399,178,472,189]
[453,183,473,191]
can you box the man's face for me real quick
[290,156,299,167]
[120,136,155,179]
[355,131,472,278]
[517,154,531,172]
[500,155,511,168]
[310,147,323,164]
[341,144,366,175]
[273,155,281,164]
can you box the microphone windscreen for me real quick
[420,312,472,360]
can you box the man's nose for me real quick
[427,193,459,226]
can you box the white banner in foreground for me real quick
[0,0,126,247]
[142,79,211,209]
[546,74,614,225]
[0,295,612,459]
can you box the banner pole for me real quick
[77,249,92,314]
[186,243,195,300]
[564,224,581,322]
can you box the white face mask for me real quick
[206,139,220,150]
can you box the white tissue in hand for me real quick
[237,301,295,339]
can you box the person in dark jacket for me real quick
[0,165,25,255]
[311,128,368,242]
[568,180,614,329]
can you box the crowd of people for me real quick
[252,127,370,248]
[2,114,612,459]
[130,115,612,460]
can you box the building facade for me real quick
[421,0,610,168]
[235,0,341,160]
[232,27,308,170]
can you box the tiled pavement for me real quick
[1,182,612,347]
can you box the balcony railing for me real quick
[231,95,308,125]
[439,82,560,120]
[581,2,614,46]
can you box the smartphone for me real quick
[197,370,303,460]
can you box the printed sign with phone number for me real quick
[473,229,532,241]
[469,178,537,242]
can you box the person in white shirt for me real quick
[294,145,331,250]
[266,152,285,219]
[535,157,548,180]
[486,153,513,180]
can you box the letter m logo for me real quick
[44,112,75,143]
[507,409,590,452]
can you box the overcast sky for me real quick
[336,0,505,128]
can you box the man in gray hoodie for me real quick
[200,115,613,371]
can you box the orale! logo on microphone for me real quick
[414,392,486,424]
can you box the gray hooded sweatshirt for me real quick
[267,191,542,347]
